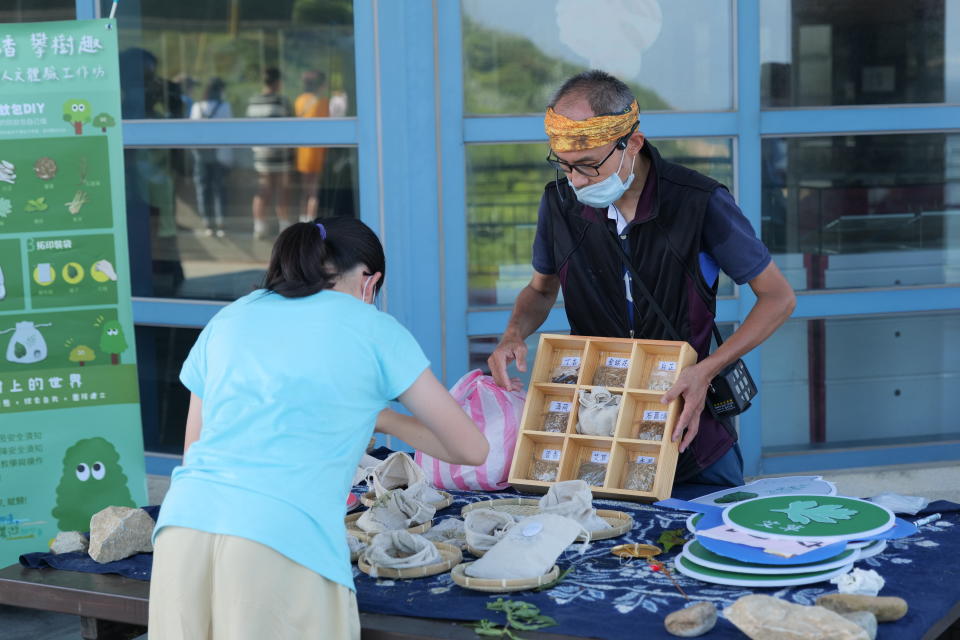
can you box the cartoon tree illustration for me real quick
[99,320,128,365]
[52,437,136,531]
[62,98,92,135]
[69,344,96,366]
[92,112,115,134]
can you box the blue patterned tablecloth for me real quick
[18,493,960,639]
[353,490,960,640]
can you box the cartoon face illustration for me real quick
[99,319,128,365]
[52,437,136,532]
[63,99,92,135]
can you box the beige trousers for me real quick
[149,526,360,640]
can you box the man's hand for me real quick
[487,334,527,392]
[660,362,712,453]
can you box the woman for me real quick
[189,77,233,237]
[149,217,489,639]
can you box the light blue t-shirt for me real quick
[154,289,429,591]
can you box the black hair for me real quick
[548,69,635,117]
[263,67,282,87]
[261,217,386,299]
[301,70,327,93]
[203,77,225,101]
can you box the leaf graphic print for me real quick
[771,500,859,525]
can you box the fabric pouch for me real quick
[575,387,620,437]
[422,517,467,549]
[538,480,611,533]
[464,508,516,553]
[356,489,436,533]
[368,452,445,504]
[464,514,584,580]
[364,531,441,572]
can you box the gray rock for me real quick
[840,611,877,640]
[816,594,908,622]
[88,506,154,564]
[664,601,717,637]
[50,531,88,554]
[725,594,869,640]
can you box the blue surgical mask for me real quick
[569,148,636,208]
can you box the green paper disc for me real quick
[723,494,894,542]
[681,540,859,575]
[674,555,854,588]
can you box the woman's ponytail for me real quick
[261,218,385,299]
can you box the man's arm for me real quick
[487,271,561,390]
[662,261,796,452]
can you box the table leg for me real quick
[79,616,147,640]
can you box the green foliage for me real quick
[462,16,671,115]
[292,0,352,24]
[473,599,558,639]
[657,528,688,553]
[772,501,859,525]
[25,197,48,212]
[714,491,759,504]
[533,565,573,592]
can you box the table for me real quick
[0,563,579,640]
[3,491,960,639]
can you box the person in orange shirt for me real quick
[295,71,330,222]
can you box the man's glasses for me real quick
[545,124,638,177]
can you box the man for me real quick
[488,70,796,486]
[246,67,294,239]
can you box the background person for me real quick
[190,77,233,237]
[149,217,489,639]
[246,67,294,240]
[488,70,795,487]
[295,70,330,222]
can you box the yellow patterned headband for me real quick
[544,100,639,152]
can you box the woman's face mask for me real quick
[569,147,636,209]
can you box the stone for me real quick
[88,506,154,564]
[725,594,869,640]
[664,601,717,637]
[50,531,89,554]
[840,611,878,640]
[815,594,908,622]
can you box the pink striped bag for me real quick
[415,369,526,492]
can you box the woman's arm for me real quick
[375,408,455,461]
[385,369,489,466]
[183,393,203,455]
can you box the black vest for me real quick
[541,141,734,480]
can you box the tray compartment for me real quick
[616,392,672,441]
[558,437,613,487]
[512,433,567,484]
[523,385,577,433]
[582,340,635,389]
[609,442,662,494]
[530,336,588,386]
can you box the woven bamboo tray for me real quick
[360,490,454,511]
[357,541,462,579]
[460,498,633,542]
[451,562,561,593]
[345,512,433,543]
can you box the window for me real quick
[466,138,735,306]
[762,133,960,291]
[462,0,733,114]
[761,312,960,452]
[124,146,359,300]
[761,0,960,107]
[0,1,74,23]
[107,0,356,119]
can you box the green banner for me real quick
[0,19,147,564]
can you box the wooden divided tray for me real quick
[508,334,697,501]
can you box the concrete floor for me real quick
[3,463,959,639]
